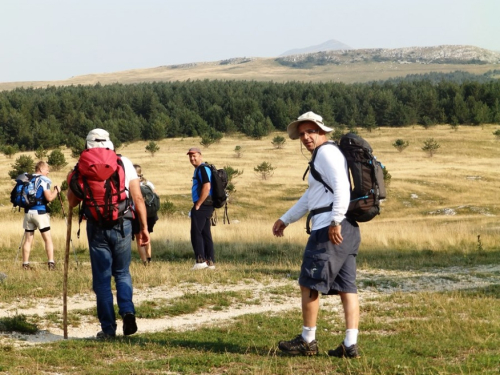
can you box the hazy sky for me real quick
[1,0,498,83]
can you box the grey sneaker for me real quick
[278,334,318,356]
[123,313,137,336]
[328,342,360,358]
[22,263,31,271]
[96,331,116,340]
[48,262,56,271]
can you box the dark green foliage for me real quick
[223,165,243,193]
[158,200,175,216]
[8,155,35,179]
[271,135,286,149]
[47,149,67,171]
[392,139,409,152]
[0,79,499,150]
[493,129,500,139]
[1,144,19,159]
[422,138,441,157]
[145,141,160,156]
[0,315,38,334]
[254,161,275,180]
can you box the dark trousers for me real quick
[190,205,215,263]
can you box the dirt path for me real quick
[1,264,499,346]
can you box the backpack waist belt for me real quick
[306,203,333,235]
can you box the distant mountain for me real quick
[280,39,352,57]
[276,45,500,67]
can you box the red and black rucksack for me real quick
[68,148,133,234]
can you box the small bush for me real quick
[47,149,67,171]
[254,161,275,180]
[8,155,35,179]
[234,145,243,158]
[145,141,160,156]
[271,135,286,149]
[0,315,38,334]
[392,139,409,152]
[158,200,175,216]
[493,129,500,140]
[422,138,440,157]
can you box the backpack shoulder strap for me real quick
[303,141,336,193]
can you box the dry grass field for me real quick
[1,58,499,91]
[1,124,499,265]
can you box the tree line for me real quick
[1,78,500,151]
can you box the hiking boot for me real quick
[191,261,208,270]
[96,331,116,340]
[328,342,360,358]
[206,260,216,270]
[278,334,318,356]
[48,261,56,271]
[123,313,137,336]
[22,263,31,271]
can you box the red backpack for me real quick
[68,148,133,233]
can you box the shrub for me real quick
[422,138,440,157]
[224,166,244,193]
[392,139,409,152]
[493,129,500,140]
[271,135,286,149]
[2,145,19,159]
[8,155,35,179]
[234,145,243,158]
[34,147,48,161]
[47,149,67,171]
[254,161,275,180]
[145,141,160,156]
[158,200,175,216]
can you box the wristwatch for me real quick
[331,220,342,227]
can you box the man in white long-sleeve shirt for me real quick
[272,111,362,358]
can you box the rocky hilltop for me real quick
[276,45,500,67]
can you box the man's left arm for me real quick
[195,183,210,210]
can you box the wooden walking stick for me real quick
[63,206,73,339]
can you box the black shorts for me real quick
[298,220,361,295]
[132,216,158,235]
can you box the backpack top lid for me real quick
[78,148,119,181]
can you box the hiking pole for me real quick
[57,190,78,266]
[15,232,25,263]
[63,207,73,339]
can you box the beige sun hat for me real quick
[286,111,333,140]
[86,128,114,150]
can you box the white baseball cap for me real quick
[286,111,333,140]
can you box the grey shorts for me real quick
[298,220,361,295]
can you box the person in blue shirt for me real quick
[22,161,59,270]
[187,147,215,270]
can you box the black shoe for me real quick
[278,334,318,356]
[48,262,56,271]
[123,313,137,336]
[22,263,31,270]
[96,331,116,340]
[328,342,360,358]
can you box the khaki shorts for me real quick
[23,212,51,232]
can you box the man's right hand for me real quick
[272,219,287,237]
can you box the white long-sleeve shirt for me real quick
[280,143,350,231]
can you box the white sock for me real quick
[301,326,317,343]
[344,329,359,347]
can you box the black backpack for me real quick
[10,173,43,210]
[305,133,386,223]
[196,163,230,223]
[140,184,160,218]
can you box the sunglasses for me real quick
[298,129,319,137]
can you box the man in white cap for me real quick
[67,128,150,339]
[272,111,362,358]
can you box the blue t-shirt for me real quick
[192,164,212,203]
